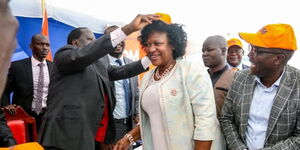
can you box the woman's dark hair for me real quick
[139,20,187,59]
[67,27,88,44]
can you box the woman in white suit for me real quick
[114,19,225,150]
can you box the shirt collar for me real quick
[108,54,123,62]
[31,56,47,67]
[227,63,243,70]
[208,65,228,76]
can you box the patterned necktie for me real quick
[34,63,44,115]
[115,59,131,116]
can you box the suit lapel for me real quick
[265,66,295,141]
[46,60,52,75]
[93,60,116,108]
[25,58,34,91]
[102,56,115,92]
[240,73,256,140]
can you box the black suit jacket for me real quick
[100,56,139,125]
[0,109,16,147]
[38,34,147,150]
[1,58,53,113]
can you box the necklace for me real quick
[155,63,175,80]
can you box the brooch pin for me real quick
[170,89,177,96]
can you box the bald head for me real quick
[202,35,227,71]
[203,35,227,49]
[31,34,49,44]
[30,34,50,62]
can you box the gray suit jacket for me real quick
[38,34,147,150]
[220,65,300,150]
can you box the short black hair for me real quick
[140,20,187,59]
[67,27,88,44]
[104,25,119,34]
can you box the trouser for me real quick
[112,116,132,143]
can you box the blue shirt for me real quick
[108,55,129,119]
[246,71,284,150]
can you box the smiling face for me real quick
[227,45,243,67]
[248,46,278,77]
[105,26,125,58]
[144,32,174,68]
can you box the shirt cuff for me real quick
[110,28,127,47]
[141,56,151,69]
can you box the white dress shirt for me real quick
[108,55,129,119]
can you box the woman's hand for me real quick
[194,140,212,150]
[113,137,130,150]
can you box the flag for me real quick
[41,0,52,61]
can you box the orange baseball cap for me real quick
[227,38,243,49]
[239,24,297,50]
[155,12,172,24]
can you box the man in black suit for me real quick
[98,25,140,149]
[0,0,19,147]
[38,14,159,150]
[1,34,53,130]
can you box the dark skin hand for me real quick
[99,143,114,150]
[194,140,212,150]
[4,104,17,115]
[113,126,141,150]
[121,14,160,35]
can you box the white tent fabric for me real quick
[10,0,123,34]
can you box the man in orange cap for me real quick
[227,38,249,70]
[220,24,300,150]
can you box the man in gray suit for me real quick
[220,23,300,150]
[98,25,139,149]
[38,14,160,150]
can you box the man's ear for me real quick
[29,43,33,49]
[71,40,78,46]
[274,54,286,65]
[221,48,227,55]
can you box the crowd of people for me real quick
[1,1,300,150]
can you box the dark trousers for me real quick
[113,117,132,143]
[95,117,132,150]
[28,109,45,135]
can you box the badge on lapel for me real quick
[170,89,177,96]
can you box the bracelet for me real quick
[124,133,135,146]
